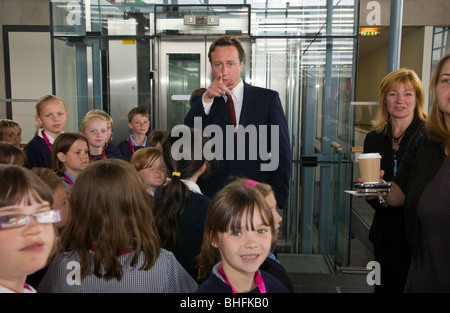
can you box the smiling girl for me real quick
[0,165,60,293]
[196,182,289,293]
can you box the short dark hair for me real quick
[128,107,149,122]
[0,141,26,166]
[208,36,245,63]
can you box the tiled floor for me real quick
[287,272,373,293]
[281,234,375,293]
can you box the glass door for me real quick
[157,39,209,131]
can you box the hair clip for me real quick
[172,172,181,177]
[243,179,259,188]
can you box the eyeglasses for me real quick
[0,210,62,230]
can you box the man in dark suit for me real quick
[184,36,291,210]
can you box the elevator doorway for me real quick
[156,37,250,130]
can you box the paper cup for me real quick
[357,153,381,183]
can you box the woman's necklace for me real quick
[392,127,407,176]
[392,128,407,151]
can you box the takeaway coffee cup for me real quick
[357,153,382,183]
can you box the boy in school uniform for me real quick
[117,107,150,162]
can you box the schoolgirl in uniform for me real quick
[130,147,167,197]
[0,165,61,293]
[51,132,90,194]
[38,159,197,293]
[196,181,289,293]
[80,110,122,161]
[153,126,211,282]
[24,95,68,169]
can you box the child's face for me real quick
[128,114,150,136]
[36,100,68,137]
[82,118,108,149]
[1,127,22,147]
[138,156,167,191]
[57,139,89,175]
[0,198,56,288]
[265,192,282,239]
[214,209,272,281]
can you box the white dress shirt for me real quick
[202,79,244,128]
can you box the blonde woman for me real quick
[363,68,426,293]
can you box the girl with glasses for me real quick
[0,165,61,293]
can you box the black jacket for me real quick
[393,126,446,263]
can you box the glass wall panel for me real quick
[166,53,201,130]
[251,35,357,267]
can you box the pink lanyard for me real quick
[128,137,136,154]
[89,149,106,162]
[63,173,74,185]
[10,283,33,293]
[218,262,266,293]
[41,129,53,152]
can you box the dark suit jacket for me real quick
[184,81,291,209]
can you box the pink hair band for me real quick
[243,179,259,188]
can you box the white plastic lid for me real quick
[357,152,381,159]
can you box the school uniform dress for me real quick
[24,129,55,169]
[154,179,210,282]
[195,262,290,293]
[117,135,147,162]
[37,249,198,293]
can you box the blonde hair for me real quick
[371,68,427,133]
[34,95,67,134]
[0,119,21,138]
[80,110,114,142]
[426,52,450,152]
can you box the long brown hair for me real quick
[61,159,161,280]
[155,127,209,252]
[0,164,53,208]
[196,182,274,281]
[425,52,450,152]
[51,132,89,176]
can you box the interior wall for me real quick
[355,27,426,131]
[0,0,49,117]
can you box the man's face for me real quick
[210,45,243,90]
